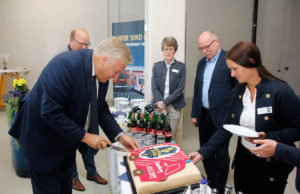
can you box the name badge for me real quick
[257,106,272,115]
[172,69,179,73]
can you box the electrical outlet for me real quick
[284,66,289,70]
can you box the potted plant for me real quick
[5,78,30,178]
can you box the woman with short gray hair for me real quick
[151,36,186,142]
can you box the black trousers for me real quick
[28,147,76,194]
[198,108,230,194]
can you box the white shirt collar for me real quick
[92,58,96,77]
[164,58,175,67]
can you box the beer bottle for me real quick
[156,115,164,136]
[130,112,138,133]
[147,114,154,134]
[127,111,132,128]
[138,113,146,134]
[136,110,141,125]
[164,115,172,142]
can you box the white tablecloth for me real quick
[109,142,133,194]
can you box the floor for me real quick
[0,103,298,194]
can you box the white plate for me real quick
[223,124,259,137]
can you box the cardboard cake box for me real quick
[126,143,202,194]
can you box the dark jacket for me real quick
[9,49,122,172]
[191,49,235,128]
[151,59,186,110]
[199,79,300,187]
[275,143,300,193]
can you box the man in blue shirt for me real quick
[191,31,235,194]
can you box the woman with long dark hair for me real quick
[189,41,300,193]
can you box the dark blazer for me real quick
[199,79,300,186]
[275,142,300,193]
[9,49,122,172]
[191,49,235,128]
[151,59,186,110]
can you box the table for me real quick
[109,142,132,194]
[0,68,29,108]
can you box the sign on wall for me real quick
[112,20,144,101]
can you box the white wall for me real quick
[0,0,108,91]
[185,0,253,98]
[144,0,186,103]
[257,0,300,95]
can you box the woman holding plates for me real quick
[189,41,300,194]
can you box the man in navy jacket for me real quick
[191,31,235,193]
[63,28,108,192]
[9,37,138,194]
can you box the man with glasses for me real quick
[66,28,91,51]
[191,31,235,194]
[9,37,138,194]
[64,28,106,192]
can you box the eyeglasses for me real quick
[163,48,175,52]
[73,38,91,47]
[199,39,215,50]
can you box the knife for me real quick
[107,144,129,152]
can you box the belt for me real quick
[202,107,209,112]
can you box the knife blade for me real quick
[107,144,129,152]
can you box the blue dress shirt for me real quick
[202,49,221,109]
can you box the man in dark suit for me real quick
[191,31,235,193]
[9,37,138,194]
[62,28,108,192]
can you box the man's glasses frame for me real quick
[199,39,215,50]
[73,38,91,47]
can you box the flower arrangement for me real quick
[6,78,29,126]
[6,78,30,178]
[13,78,28,91]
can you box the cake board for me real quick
[123,156,200,194]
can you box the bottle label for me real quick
[130,127,138,132]
[156,130,163,135]
[165,132,172,137]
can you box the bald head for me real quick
[198,30,220,60]
[69,28,90,50]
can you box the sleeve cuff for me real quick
[114,132,124,142]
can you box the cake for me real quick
[127,143,202,194]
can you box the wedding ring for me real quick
[257,154,260,157]
[99,144,103,149]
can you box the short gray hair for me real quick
[161,36,178,51]
[95,37,133,64]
